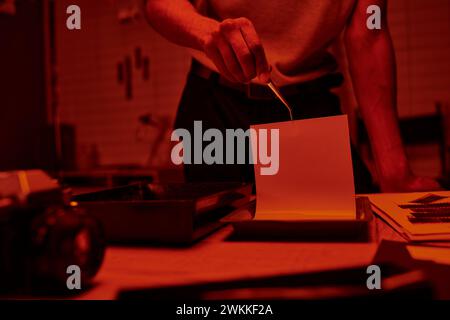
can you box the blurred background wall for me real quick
[390,0,449,118]
[54,0,190,169]
[0,0,50,170]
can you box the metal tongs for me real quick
[267,80,294,120]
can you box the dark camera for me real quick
[0,170,105,294]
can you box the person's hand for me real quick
[201,18,271,84]
[380,174,442,193]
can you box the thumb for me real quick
[258,65,272,83]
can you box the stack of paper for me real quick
[369,192,450,242]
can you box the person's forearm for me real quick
[346,32,411,186]
[144,0,218,51]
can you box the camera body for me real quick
[0,170,105,294]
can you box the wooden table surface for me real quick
[76,215,406,300]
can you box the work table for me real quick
[78,216,406,300]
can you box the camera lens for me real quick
[30,206,105,291]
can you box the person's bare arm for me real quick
[345,0,439,192]
[144,0,270,83]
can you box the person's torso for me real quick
[190,0,357,86]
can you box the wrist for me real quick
[195,18,219,52]
[379,168,415,192]
[378,160,412,185]
[373,143,411,181]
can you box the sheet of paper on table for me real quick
[407,245,450,265]
[251,115,356,221]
